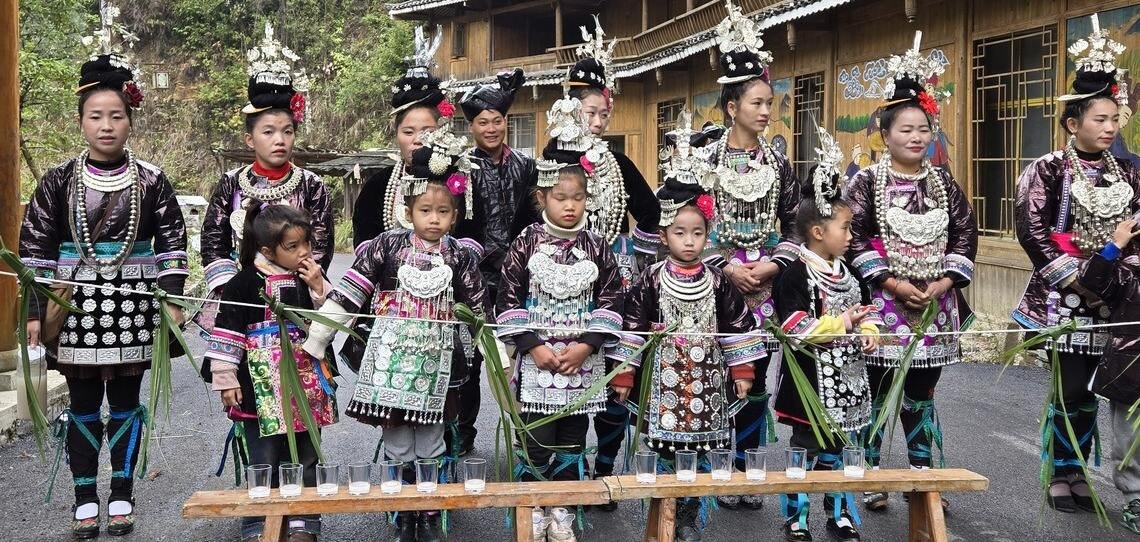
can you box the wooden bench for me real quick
[182,480,611,542]
[603,468,989,542]
[182,468,987,542]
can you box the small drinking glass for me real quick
[745,448,767,481]
[316,463,339,496]
[279,463,303,498]
[246,464,271,499]
[675,450,698,482]
[379,460,402,495]
[635,450,658,484]
[349,462,373,495]
[710,448,733,481]
[786,447,808,480]
[843,446,866,478]
[463,458,487,493]
[416,459,439,493]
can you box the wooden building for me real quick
[388,0,1140,317]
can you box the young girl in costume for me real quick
[1015,14,1139,515]
[773,125,879,542]
[204,204,337,542]
[610,111,765,542]
[700,0,803,510]
[544,17,663,494]
[496,94,623,542]
[197,23,333,336]
[19,7,188,538]
[303,118,485,542]
[845,32,977,512]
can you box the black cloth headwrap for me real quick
[568,58,606,90]
[719,49,768,82]
[665,122,726,150]
[247,77,296,110]
[406,145,458,182]
[656,177,708,202]
[77,54,133,93]
[392,73,445,111]
[885,75,925,106]
[1072,68,1117,100]
[459,68,525,121]
[540,139,585,164]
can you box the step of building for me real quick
[0,370,70,444]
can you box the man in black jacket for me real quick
[452,68,537,455]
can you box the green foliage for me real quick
[18,1,412,204]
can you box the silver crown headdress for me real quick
[810,119,845,217]
[575,15,618,89]
[404,118,479,218]
[405,25,443,79]
[537,91,603,188]
[246,22,310,91]
[1059,14,1127,105]
[659,110,717,191]
[882,31,948,102]
[79,3,140,82]
[714,0,774,84]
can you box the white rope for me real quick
[0,269,1115,341]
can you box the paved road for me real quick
[2,254,1138,541]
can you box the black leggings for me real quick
[864,366,942,467]
[66,374,145,506]
[516,413,590,481]
[1050,352,1099,476]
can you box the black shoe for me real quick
[395,511,417,542]
[1047,478,1076,514]
[783,520,812,542]
[416,511,444,542]
[740,494,764,510]
[826,515,860,541]
[456,440,474,457]
[675,500,701,542]
[1069,476,1097,512]
[592,500,618,512]
[716,494,741,510]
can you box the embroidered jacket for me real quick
[1013,151,1140,333]
[200,165,334,293]
[20,156,189,318]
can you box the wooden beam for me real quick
[603,469,989,500]
[0,0,20,354]
[555,0,563,47]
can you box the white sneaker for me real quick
[546,507,577,542]
[531,507,550,542]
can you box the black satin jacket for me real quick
[200,165,334,271]
[352,164,398,248]
[20,157,188,316]
[1079,252,1140,404]
[453,146,537,291]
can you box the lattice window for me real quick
[971,26,1058,237]
[450,116,469,138]
[508,113,536,158]
[657,98,687,154]
[793,72,825,182]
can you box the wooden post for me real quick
[642,0,649,31]
[686,0,694,10]
[0,0,21,367]
[514,506,533,542]
[554,1,563,47]
[644,497,676,542]
[907,491,930,541]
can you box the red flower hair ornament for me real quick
[437,98,455,118]
[122,81,144,108]
[290,93,306,123]
[695,194,715,220]
[579,155,596,175]
[446,173,468,195]
[916,90,939,117]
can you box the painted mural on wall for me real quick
[834,46,956,178]
[1067,6,1140,167]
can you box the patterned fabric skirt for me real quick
[52,243,161,379]
[867,284,969,369]
[348,293,455,426]
[246,321,338,438]
[721,245,780,353]
[515,339,607,415]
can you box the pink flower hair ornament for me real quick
[578,154,595,175]
[437,98,455,118]
[695,194,715,220]
[289,93,306,123]
[446,172,468,195]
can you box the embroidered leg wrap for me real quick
[67,410,104,506]
[592,399,628,477]
[1047,401,1101,478]
[861,397,885,468]
[901,396,944,468]
[818,452,862,526]
[107,405,148,501]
